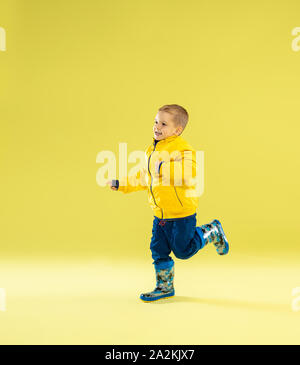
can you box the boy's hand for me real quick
[106,180,118,191]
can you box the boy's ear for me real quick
[176,126,183,135]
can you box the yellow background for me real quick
[1,0,300,344]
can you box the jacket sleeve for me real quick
[117,166,148,194]
[160,150,197,187]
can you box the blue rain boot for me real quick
[140,266,175,302]
[200,219,229,255]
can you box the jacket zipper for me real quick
[148,141,164,219]
[174,186,183,206]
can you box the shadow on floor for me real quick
[142,295,289,312]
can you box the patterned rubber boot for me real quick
[140,266,175,302]
[200,219,229,255]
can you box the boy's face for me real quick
[153,111,182,141]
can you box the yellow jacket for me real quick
[117,134,199,219]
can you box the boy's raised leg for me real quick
[199,219,229,255]
[169,215,229,259]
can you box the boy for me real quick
[107,104,229,302]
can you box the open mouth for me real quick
[154,131,162,136]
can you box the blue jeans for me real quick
[150,213,206,270]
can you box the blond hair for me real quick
[158,104,189,133]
